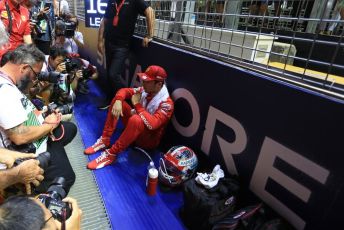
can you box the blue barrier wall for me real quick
[80,34,344,230]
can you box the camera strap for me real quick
[0,131,7,148]
[5,1,13,34]
[43,113,65,141]
[61,207,66,230]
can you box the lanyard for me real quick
[113,0,125,26]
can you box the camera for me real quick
[13,151,51,170]
[7,142,36,154]
[82,66,95,80]
[30,13,44,35]
[36,177,72,222]
[49,85,75,104]
[43,102,73,117]
[37,71,62,84]
[64,58,80,73]
[55,19,76,38]
[30,12,47,36]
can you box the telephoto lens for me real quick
[56,104,73,114]
[37,177,72,222]
[35,152,51,170]
[37,71,61,83]
[13,151,51,170]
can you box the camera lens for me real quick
[47,177,67,200]
[36,152,51,170]
[37,176,72,222]
[37,71,61,83]
[56,104,73,114]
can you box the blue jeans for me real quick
[105,41,130,100]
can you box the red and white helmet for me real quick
[159,146,198,187]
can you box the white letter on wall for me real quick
[201,106,247,175]
[250,137,329,230]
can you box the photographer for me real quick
[39,46,76,104]
[66,56,98,95]
[55,14,84,55]
[0,148,43,196]
[25,0,55,54]
[40,46,97,97]
[0,195,82,230]
[36,45,67,100]
[0,0,33,59]
[35,46,73,105]
[0,44,76,194]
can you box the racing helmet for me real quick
[159,146,198,187]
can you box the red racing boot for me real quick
[87,149,116,170]
[84,137,110,155]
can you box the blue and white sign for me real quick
[84,0,107,27]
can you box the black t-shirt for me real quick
[104,0,148,46]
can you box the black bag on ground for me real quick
[212,204,293,230]
[180,177,240,230]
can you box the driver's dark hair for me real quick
[0,196,45,230]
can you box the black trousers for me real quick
[104,41,130,100]
[35,121,77,195]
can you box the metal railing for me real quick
[134,0,344,96]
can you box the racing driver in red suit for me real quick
[85,65,174,170]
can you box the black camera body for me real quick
[13,151,51,170]
[55,19,76,38]
[49,85,75,105]
[82,66,94,80]
[37,177,72,222]
[64,21,76,38]
[30,13,46,35]
[64,58,80,73]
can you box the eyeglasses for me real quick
[28,65,39,80]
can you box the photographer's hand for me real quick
[56,62,66,73]
[16,159,44,194]
[0,148,36,168]
[61,197,82,230]
[111,100,123,119]
[75,70,83,80]
[44,112,61,132]
[38,7,50,17]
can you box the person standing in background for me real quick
[23,0,55,54]
[0,0,32,60]
[97,0,155,110]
